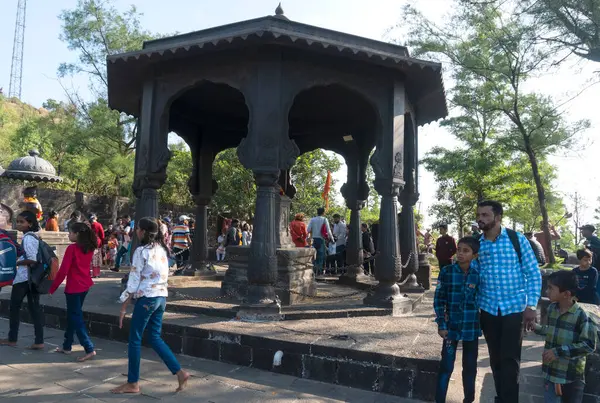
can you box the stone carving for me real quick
[151,145,172,175]
[393,151,403,179]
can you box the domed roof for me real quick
[1,150,63,182]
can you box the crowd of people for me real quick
[0,212,189,395]
[289,208,376,275]
[3,199,600,401]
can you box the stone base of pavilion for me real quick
[221,246,316,306]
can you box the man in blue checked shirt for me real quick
[476,200,542,403]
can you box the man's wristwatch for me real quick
[526,305,537,311]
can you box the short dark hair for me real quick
[439,224,448,230]
[317,207,325,216]
[18,210,40,232]
[524,232,533,238]
[478,200,503,216]
[577,249,593,260]
[333,213,341,219]
[548,270,578,295]
[458,236,480,254]
[361,223,369,230]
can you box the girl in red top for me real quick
[49,222,97,362]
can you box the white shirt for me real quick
[14,232,39,285]
[307,216,333,240]
[119,244,169,302]
[121,226,131,248]
[333,221,347,247]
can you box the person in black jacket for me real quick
[361,223,375,275]
[573,249,599,305]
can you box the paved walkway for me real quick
[0,318,421,403]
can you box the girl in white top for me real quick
[112,217,189,395]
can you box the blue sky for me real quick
[1,0,598,228]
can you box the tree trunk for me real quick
[526,147,555,264]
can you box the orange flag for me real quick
[321,171,332,211]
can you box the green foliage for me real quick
[522,0,600,62]
[211,149,256,221]
[159,149,193,207]
[290,150,342,218]
[58,0,156,94]
[402,1,590,262]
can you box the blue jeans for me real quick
[115,246,128,269]
[64,292,94,353]
[436,338,478,403]
[128,297,181,383]
[313,238,325,271]
[544,380,585,403]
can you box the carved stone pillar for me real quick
[239,170,281,314]
[234,52,300,320]
[398,114,423,292]
[186,143,217,278]
[338,158,370,284]
[363,81,412,315]
[132,79,170,253]
[399,193,423,292]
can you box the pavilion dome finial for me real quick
[274,3,289,20]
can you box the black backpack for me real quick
[25,233,59,294]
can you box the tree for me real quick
[57,0,160,198]
[523,0,600,62]
[569,192,587,244]
[403,1,590,262]
[289,150,342,218]
[211,148,256,221]
[429,182,475,238]
[159,146,193,207]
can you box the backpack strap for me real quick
[505,228,522,265]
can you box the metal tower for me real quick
[8,0,27,99]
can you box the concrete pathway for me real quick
[0,318,422,403]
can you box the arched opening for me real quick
[168,81,249,149]
[159,80,250,229]
[287,84,382,223]
[286,85,382,276]
[288,84,380,153]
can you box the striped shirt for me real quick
[543,302,596,384]
[477,227,542,316]
[433,262,481,341]
[171,224,190,249]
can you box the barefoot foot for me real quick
[0,339,17,347]
[77,351,96,362]
[110,383,140,394]
[54,347,72,355]
[176,370,190,392]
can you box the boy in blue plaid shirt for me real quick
[434,237,481,403]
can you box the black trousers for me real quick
[8,281,44,344]
[480,310,524,403]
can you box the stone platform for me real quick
[0,270,550,402]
